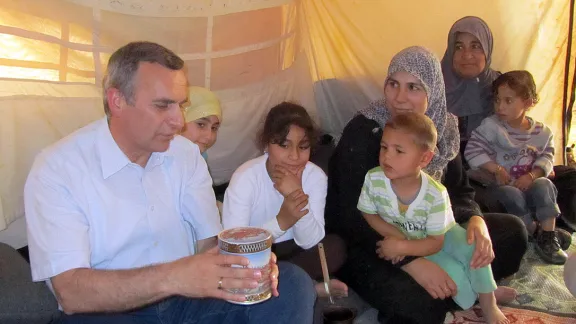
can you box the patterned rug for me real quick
[445,306,576,323]
[501,233,576,316]
[327,234,576,323]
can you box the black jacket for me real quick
[325,114,483,253]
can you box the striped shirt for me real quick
[464,115,554,179]
[357,167,455,240]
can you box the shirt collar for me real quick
[96,118,171,179]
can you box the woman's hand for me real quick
[467,216,495,269]
[513,173,534,191]
[270,165,304,197]
[402,258,457,299]
[276,189,309,230]
[391,256,405,264]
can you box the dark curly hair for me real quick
[492,70,540,106]
[258,102,319,151]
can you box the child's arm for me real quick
[465,118,514,184]
[465,118,498,169]
[357,171,407,240]
[478,161,503,174]
[532,166,546,178]
[395,185,454,257]
[394,235,444,256]
[362,212,406,239]
[532,128,555,177]
[515,127,554,190]
[480,161,511,185]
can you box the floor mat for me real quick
[502,233,576,316]
[445,305,576,323]
[318,235,576,323]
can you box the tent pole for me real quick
[562,0,576,164]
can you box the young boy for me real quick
[358,113,509,324]
[181,86,222,160]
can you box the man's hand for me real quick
[269,252,279,297]
[165,246,262,303]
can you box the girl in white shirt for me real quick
[223,102,347,297]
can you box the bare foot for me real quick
[479,292,510,324]
[484,306,509,324]
[315,279,348,298]
[484,307,509,324]
[493,286,517,304]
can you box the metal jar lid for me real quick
[218,227,273,254]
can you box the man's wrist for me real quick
[157,262,177,296]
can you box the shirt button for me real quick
[154,241,158,247]
[150,205,154,211]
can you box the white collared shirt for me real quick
[222,154,327,249]
[25,118,221,282]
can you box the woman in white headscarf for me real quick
[325,46,527,323]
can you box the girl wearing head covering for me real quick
[181,86,222,160]
[325,46,525,323]
[181,87,224,215]
[441,16,501,148]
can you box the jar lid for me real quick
[218,227,272,254]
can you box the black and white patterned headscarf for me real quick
[360,46,460,180]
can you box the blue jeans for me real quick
[491,178,560,228]
[54,262,315,324]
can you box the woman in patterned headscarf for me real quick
[359,47,460,180]
[325,46,527,323]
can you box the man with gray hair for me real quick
[24,41,316,323]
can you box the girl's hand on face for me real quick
[276,189,309,230]
[270,165,304,197]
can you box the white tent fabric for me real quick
[0,0,573,247]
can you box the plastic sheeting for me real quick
[0,0,572,235]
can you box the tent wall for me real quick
[0,0,571,245]
[303,0,571,150]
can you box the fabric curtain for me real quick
[0,0,571,232]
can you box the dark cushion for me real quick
[0,243,59,324]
